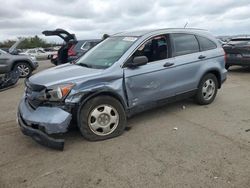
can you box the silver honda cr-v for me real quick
[17,28,227,150]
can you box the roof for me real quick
[113,28,208,37]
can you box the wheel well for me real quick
[11,60,31,70]
[74,91,127,124]
[202,70,221,88]
[80,91,127,110]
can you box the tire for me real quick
[195,73,218,105]
[14,62,32,78]
[77,96,127,141]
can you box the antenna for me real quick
[184,22,188,28]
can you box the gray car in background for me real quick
[0,49,38,78]
[17,28,227,150]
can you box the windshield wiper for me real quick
[77,63,92,68]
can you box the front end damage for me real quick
[17,95,72,150]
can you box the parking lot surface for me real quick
[0,61,249,188]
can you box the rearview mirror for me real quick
[128,56,148,68]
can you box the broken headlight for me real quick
[43,83,75,102]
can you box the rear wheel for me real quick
[78,96,127,141]
[195,73,218,105]
[14,62,32,78]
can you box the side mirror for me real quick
[128,56,148,68]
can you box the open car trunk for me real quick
[42,29,78,65]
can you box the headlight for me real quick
[44,83,75,101]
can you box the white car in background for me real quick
[20,48,56,59]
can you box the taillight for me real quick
[68,44,76,56]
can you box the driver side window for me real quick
[133,35,169,63]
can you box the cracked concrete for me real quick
[0,61,249,188]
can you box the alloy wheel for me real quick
[88,105,119,136]
[202,79,216,101]
[17,64,30,77]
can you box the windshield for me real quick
[76,36,138,69]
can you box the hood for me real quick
[2,53,32,61]
[29,63,104,86]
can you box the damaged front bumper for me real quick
[17,98,72,150]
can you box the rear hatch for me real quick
[223,38,250,58]
[42,29,77,43]
[42,29,78,64]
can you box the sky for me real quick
[0,0,250,42]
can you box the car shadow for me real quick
[228,66,250,73]
[63,98,196,146]
[126,98,196,128]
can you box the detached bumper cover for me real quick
[17,98,72,150]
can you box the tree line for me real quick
[0,35,59,49]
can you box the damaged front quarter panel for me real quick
[66,74,127,108]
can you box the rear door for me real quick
[168,33,203,95]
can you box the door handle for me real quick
[198,55,206,59]
[163,62,174,67]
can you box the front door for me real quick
[124,34,177,108]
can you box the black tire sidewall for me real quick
[77,96,127,141]
[196,74,218,105]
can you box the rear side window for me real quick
[172,34,199,56]
[197,36,217,51]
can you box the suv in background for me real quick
[223,37,250,69]
[67,39,101,62]
[43,29,100,65]
[0,49,38,78]
[18,28,227,150]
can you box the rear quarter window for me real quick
[172,33,199,56]
[197,36,217,51]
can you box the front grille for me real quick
[27,98,42,109]
[25,79,46,92]
[25,79,45,109]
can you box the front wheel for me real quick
[195,74,218,105]
[14,62,32,78]
[78,96,127,141]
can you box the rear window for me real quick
[197,36,217,51]
[228,38,250,45]
[172,34,199,56]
